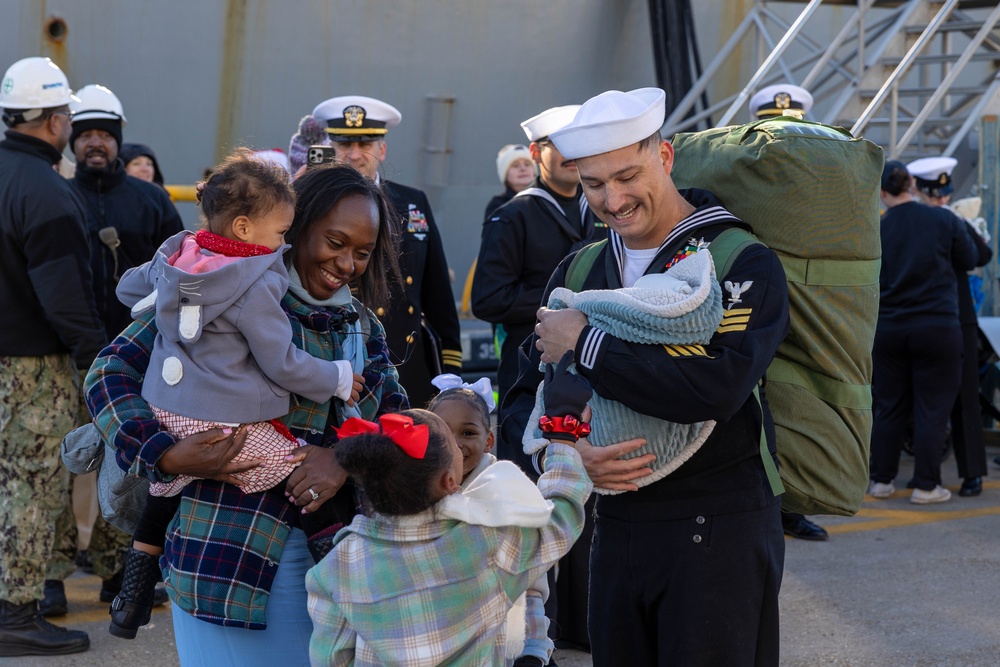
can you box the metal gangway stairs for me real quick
[664,0,1000,310]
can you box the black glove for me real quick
[542,350,592,420]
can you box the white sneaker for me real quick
[867,481,895,499]
[910,485,952,504]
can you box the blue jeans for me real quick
[172,528,313,666]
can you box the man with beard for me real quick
[312,95,462,408]
[42,84,179,616]
[0,56,103,657]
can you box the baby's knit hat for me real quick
[288,114,329,177]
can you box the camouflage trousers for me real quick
[0,355,78,604]
[48,477,131,581]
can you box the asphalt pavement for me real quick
[7,443,1000,667]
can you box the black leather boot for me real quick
[108,548,160,639]
[0,599,89,656]
[38,580,67,617]
[101,569,169,607]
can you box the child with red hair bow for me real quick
[306,353,594,667]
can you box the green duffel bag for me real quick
[671,117,883,516]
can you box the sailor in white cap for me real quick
[473,104,606,409]
[311,95,461,408]
[471,104,609,659]
[748,83,814,120]
[907,156,957,205]
[906,154,992,498]
[499,88,790,666]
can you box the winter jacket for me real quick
[0,130,106,368]
[117,231,345,423]
[71,159,183,340]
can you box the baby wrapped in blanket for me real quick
[524,248,724,495]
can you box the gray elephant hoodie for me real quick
[116,230,350,423]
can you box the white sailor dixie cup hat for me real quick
[907,156,958,197]
[520,105,581,143]
[312,95,402,142]
[549,88,666,160]
[749,84,813,119]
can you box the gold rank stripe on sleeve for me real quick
[663,344,709,358]
[717,307,752,334]
[441,349,464,368]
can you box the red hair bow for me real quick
[335,413,429,459]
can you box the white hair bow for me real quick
[431,374,496,412]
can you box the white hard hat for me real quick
[0,57,77,118]
[71,84,126,125]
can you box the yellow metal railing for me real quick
[165,185,198,202]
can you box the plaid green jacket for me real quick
[305,443,592,666]
[85,293,407,628]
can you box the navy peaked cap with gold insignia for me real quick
[311,95,402,142]
[907,156,957,197]
[749,84,813,119]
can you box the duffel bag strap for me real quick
[753,384,785,497]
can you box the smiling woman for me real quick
[84,162,406,666]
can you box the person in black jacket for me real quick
[473,105,608,419]
[907,156,991,497]
[502,88,790,666]
[41,83,181,618]
[311,95,462,408]
[68,86,184,341]
[868,161,979,505]
[0,55,102,657]
[474,106,609,657]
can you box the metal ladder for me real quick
[664,0,1000,310]
[665,1,1000,162]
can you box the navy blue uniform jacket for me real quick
[499,189,790,519]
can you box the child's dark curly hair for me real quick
[335,410,453,516]
[197,147,296,234]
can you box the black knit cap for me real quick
[119,142,164,185]
[70,117,123,152]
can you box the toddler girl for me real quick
[428,374,555,667]
[307,352,593,666]
[109,149,363,638]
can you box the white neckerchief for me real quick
[621,246,660,287]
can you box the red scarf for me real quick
[195,229,273,257]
